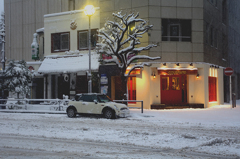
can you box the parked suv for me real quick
[66,93,130,119]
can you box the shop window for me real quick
[78,29,97,50]
[172,77,180,90]
[76,75,88,93]
[128,77,136,103]
[51,32,70,52]
[162,77,169,90]
[209,77,217,102]
[162,19,191,42]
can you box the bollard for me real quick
[232,93,236,108]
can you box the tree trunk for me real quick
[17,93,20,105]
[120,75,128,103]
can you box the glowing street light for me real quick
[84,5,95,16]
[84,5,95,93]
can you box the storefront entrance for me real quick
[160,75,187,105]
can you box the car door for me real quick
[80,95,102,114]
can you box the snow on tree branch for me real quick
[2,60,32,98]
[96,11,161,78]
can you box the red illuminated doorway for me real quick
[161,75,187,105]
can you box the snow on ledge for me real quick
[36,28,44,33]
[38,53,99,74]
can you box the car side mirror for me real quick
[93,100,98,104]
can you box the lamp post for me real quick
[84,5,95,93]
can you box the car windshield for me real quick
[97,95,112,103]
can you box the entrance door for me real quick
[58,76,70,99]
[161,75,187,105]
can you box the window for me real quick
[79,95,97,102]
[222,0,227,24]
[172,77,180,90]
[209,77,217,102]
[51,32,70,52]
[68,0,75,11]
[162,77,169,90]
[128,77,136,103]
[210,26,214,46]
[128,22,135,35]
[214,29,218,48]
[162,19,191,42]
[205,22,209,44]
[78,29,97,50]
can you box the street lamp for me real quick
[84,5,95,93]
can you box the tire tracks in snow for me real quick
[0,134,239,159]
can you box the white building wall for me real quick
[44,9,100,56]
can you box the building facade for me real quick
[3,0,240,108]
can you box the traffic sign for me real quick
[224,67,234,76]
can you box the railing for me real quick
[0,98,69,111]
[113,100,143,113]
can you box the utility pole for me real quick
[1,12,5,71]
[0,12,5,102]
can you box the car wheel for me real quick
[67,108,76,118]
[104,109,115,119]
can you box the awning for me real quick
[38,54,99,74]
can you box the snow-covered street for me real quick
[0,102,240,159]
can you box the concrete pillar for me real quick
[47,75,52,99]
[44,75,47,99]
[218,68,224,105]
[203,65,209,108]
[55,75,58,99]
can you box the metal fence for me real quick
[0,98,144,113]
[0,98,69,111]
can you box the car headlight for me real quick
[120,107,129,110]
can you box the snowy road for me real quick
[0,133,237,159]
[0,103,240,158]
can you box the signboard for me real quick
[28,66,34,72]
[125,68,141,75]
[101,86,108,95]
[31,33,39,60]
[100,74,108,84]
[158,70,198,75]
[224,67,234,76]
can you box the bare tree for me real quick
[97,11,160,99]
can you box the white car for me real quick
[66,93,130,119]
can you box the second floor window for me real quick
[162,19,191,42]
[78,29,97,50]
[51,32,70,52]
